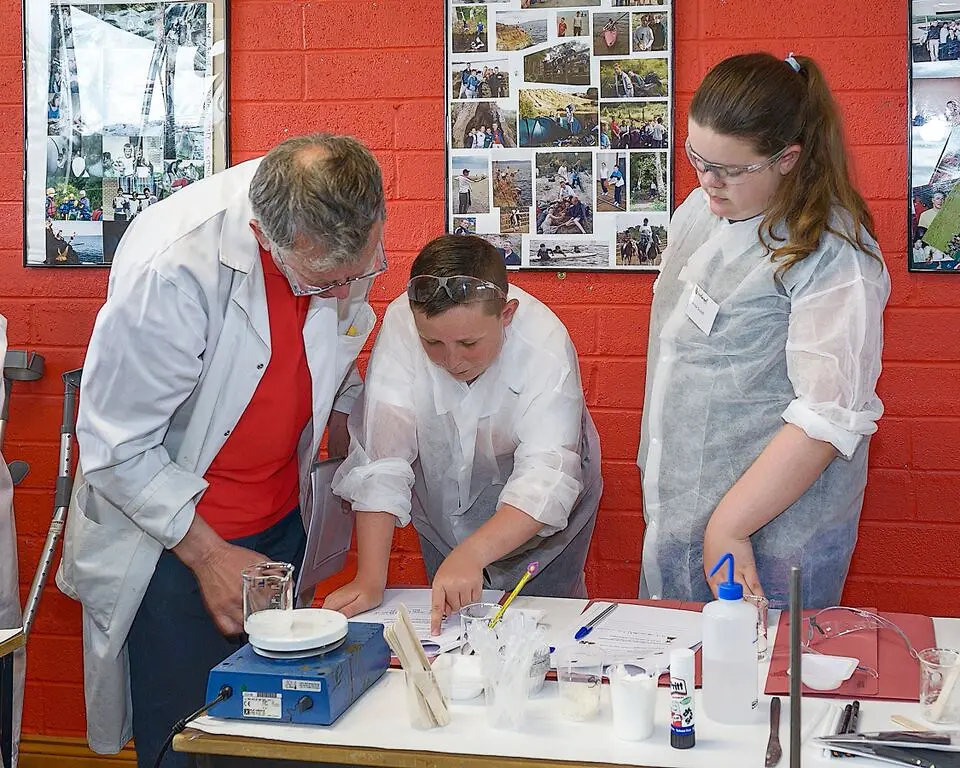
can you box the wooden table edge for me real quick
[0,630,24,658]
[174,728,669,768]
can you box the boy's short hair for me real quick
[410,235,509,318]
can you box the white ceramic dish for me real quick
[788,653,860,691]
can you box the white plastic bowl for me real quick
[788,653,859,691]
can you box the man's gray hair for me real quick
[249,134,386,271]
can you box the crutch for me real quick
[1,351,45,486]
[22,368,81,638]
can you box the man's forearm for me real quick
[172,513,225,569]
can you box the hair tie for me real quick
[784,53,801,73]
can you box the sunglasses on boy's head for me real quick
[407,274,507,305]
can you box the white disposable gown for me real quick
[0,314,23,767]
[638,189,890,609]
[333,287,601,594]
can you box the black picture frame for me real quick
[22,0,231,268]
[443,0,675,273]
[908,0,960,273]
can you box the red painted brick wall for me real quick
[1,0,957,740]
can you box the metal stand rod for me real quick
[789,566,802,768]
[0,653,11,768]
[22,369,81,638]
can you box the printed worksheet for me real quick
[552,602,702,671]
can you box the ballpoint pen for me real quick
[574,602,618,640]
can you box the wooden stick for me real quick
[890,714,927,731]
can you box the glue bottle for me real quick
[702,552,758,724]
[669,648,696,749]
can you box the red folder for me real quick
[764,609,934,702]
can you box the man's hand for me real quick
[173,515,268,636]
[703,518,764,599]
[430,546,485,635]
[327,410,350,459]
[191,542,269,636]
[322,578,384,618]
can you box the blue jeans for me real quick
[127,508,306,768]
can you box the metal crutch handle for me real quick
[22,368,82,638]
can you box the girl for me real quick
[637,53,890,609]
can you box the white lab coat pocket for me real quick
[62,481,145,634]
[335,303,376,382]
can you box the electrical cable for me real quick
[152,685,232,768]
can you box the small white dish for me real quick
[248,608,348,652]
[788,653,859,691]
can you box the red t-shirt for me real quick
[196,246,313,539]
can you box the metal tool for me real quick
[766,696,783,767]
[790,567,802,768]
[22,369,81,637]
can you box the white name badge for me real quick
[685,284,720,335]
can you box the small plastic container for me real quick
[609,664,657,741]
[556,644,603,721]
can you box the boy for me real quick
[326,235,600,631]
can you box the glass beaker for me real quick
[242,561,295,638]
[919,647,960,724]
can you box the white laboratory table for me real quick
[174,597,958,768]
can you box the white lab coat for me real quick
[333,287,601,590]
[0,314,23,767]
[55,159,375,753]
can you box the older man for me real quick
[56,134,386,767]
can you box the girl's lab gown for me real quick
[638,190,890,609]
[334,287,601,596]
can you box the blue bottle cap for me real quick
[708,553,743,600]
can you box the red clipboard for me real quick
[764,608,934,701]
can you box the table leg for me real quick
[1,653,12,768]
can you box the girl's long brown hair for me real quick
[689,52,880,273]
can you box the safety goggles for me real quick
[684,140,790,185]
[274,240,387,297]
[407,274,507,304]
[803,606,919,678]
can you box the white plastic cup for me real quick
[609,664,657,741]
[556,644,603,721]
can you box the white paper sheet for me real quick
[351,588,505,653]
[552,602,702,671]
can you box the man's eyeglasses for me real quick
[684,140,790,185]
[407,274,507,305]
[274,240,387,297]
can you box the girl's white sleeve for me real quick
[781,238,891,459]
